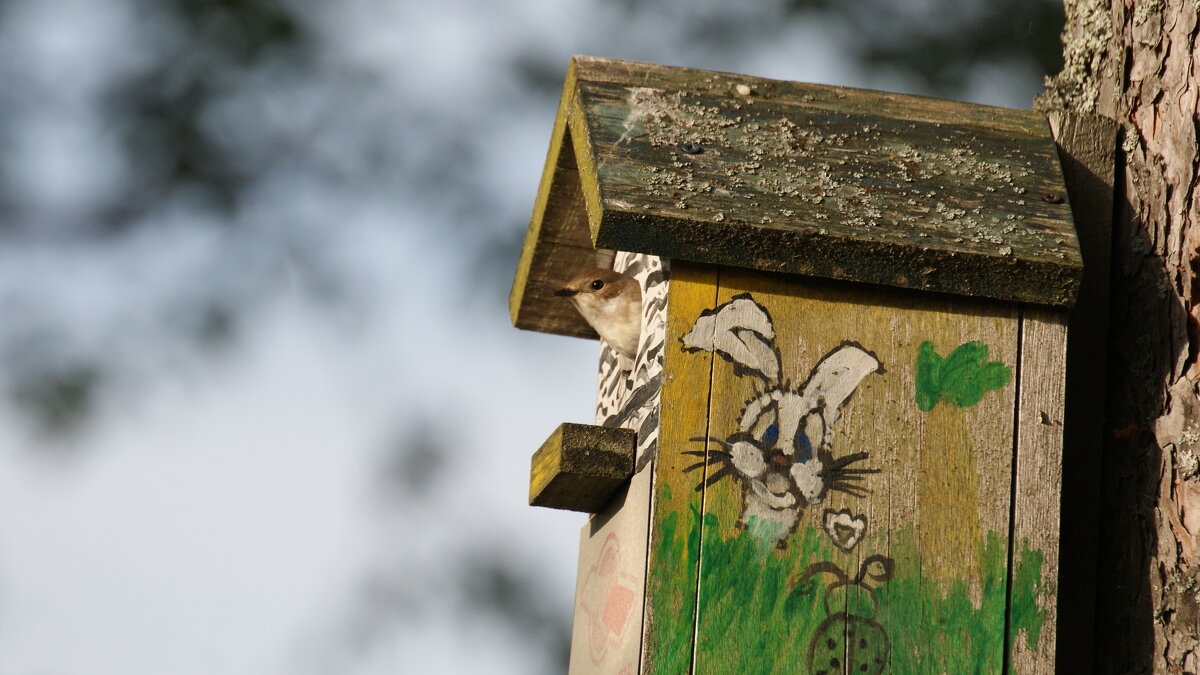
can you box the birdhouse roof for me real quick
[510,56,1081,340]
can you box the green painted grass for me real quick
[647,506,1048,674]
[694,513,835,672]
[646,503,701,675]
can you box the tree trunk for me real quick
[1038,0,1200,671]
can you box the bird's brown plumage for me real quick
[555,268,642,360]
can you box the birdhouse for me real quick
[511,56,1105,674]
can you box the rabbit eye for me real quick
[794,430,813,462]
[590,279,605,290]
[748,405,779,445]
[795,413,824,462]
[763,424,779,443]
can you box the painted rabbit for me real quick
[681,293,883,544]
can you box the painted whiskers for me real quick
[680,293,884,545]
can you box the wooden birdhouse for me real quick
[511,56,1110,674]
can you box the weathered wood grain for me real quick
[577,78,1078,304]
[1008,308,1068,673]
[667,266,1029,674]
[529,422,635,513]
[509,63,605,339]
[509,59,1092,668]
[568,464,653,673]
[540,259,1069,672]
[1048,111,1117,672]
[641,263,718,675]
[573,56,1052,137]
[509,55,1082,339]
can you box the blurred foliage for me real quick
[783,0,1064,94]
[599,0,1062,97]
[98,0,315,231]
[359,417,571,673]
[342,546,572,675]
[12,363,98,435]
[459,551,574,673]
[46,0,1063,238]
[377,420,447,500]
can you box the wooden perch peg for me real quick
[529,422,635,513]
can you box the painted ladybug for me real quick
[809,612,888,675]
[798,555,895,675]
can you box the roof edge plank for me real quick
[511,56,1082,338]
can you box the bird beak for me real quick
[553,288,576,297]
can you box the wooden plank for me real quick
[509,60,606,339]
[1007,308,1068,672]
[569,466,654,673]
[1047,111,1117,671]
[640,262,719,674]
[907,301,1020,675]
[570,56,1081,307]
[571,56,1052,137]
[529,422,635,513]
[664,267,1033,673]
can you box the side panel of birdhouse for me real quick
[569,460,652,675]
[643,263,1059,674]
[567,252,668,674]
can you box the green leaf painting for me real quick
[915,341,1012,412]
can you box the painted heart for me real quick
[823,508,867,552]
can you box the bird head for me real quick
[555,268,642,360]
[555,268,639,305]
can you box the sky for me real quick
[0,0,1060,672]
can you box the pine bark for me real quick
[1038,0,1200,671]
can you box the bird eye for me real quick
[590,279,605,290]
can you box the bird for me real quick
[554,268,642,361]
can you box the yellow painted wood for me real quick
[640,262,718,674]
[679,269,1021,674]
[919,332,1019,587]
[1009,307,1068,671]
[509,60,606,340]
[567,87,604,244]
[529,423,636,513]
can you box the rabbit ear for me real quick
[682,294,781,383]
[800,342,883,445]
